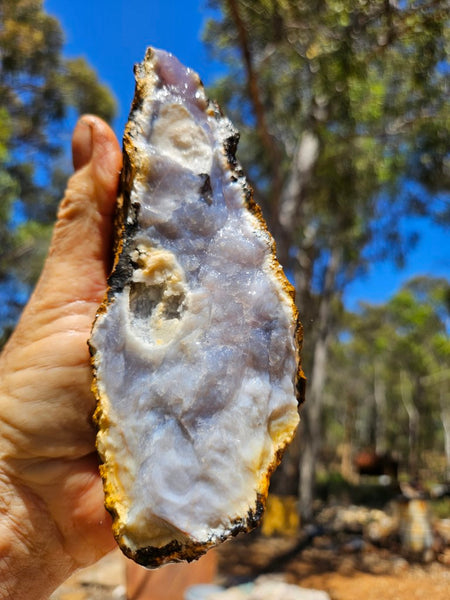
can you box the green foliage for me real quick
[430,497,450,519]
[316,470,398,507]
[0,0,116,341]
[204,1,449,506]
[204,0,449,303]
[325,276,450,478]
[64,57,116,119]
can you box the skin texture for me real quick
[0,116,123,600]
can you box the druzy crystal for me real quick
[90,48,304,567]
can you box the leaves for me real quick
[325,276,450,474]
[205,0,449,506]
[64,57,116,122]
[0,0,117,341]
[205,0,449,362]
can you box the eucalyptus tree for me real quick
[0,0,116,342]
[326,276,450,481]
[204,0,449,517]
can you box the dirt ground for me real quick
[51,530,450,600]
[216,530,450,600]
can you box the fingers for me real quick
[0,117,121,581]
[35,116,123,305]
[0,115,123,452]
[72,114,123,215]
[60,114,123,232]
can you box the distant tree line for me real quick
[325,275,450,483]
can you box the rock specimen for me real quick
[89,47,304,567]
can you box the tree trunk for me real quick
[340,394,358,484]
[400,370,419,479]
[226,0,285,254]
[298,420,317,521]
[439,388,450,482]
[297,247,341,521]
[421,369,450,482]
[360,388,376,449]
[298,331,328,520]
[374,360,387,455]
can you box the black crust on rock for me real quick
[123,539,211,569]
[223,133,240,168]
[104,91,146,302]
[295,317,307,406]
[120,495,267,568]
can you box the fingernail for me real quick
[72,118,94,171]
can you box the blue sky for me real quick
[44,0,449,311]
[45,0,216,136]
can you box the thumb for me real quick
[36,115,123,306]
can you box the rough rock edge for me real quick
[89,47,306,567]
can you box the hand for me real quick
[0,116,122,599]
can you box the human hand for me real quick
[0,116,122,599]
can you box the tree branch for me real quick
[226,0,283,233]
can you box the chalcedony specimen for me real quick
[90,47,305,567]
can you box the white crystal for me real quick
[90,48,301,565]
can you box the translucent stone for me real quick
[90,47,304,567]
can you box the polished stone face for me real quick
[90,48,301,566]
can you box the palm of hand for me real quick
[0,117,123,587]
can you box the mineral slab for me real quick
[89,47,305,567]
